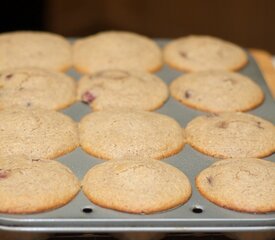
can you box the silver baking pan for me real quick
[0,40,274,233]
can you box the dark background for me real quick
[1,0,275,53]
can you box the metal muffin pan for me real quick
[0,40,274,233]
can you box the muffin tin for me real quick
[0,40,274,233]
